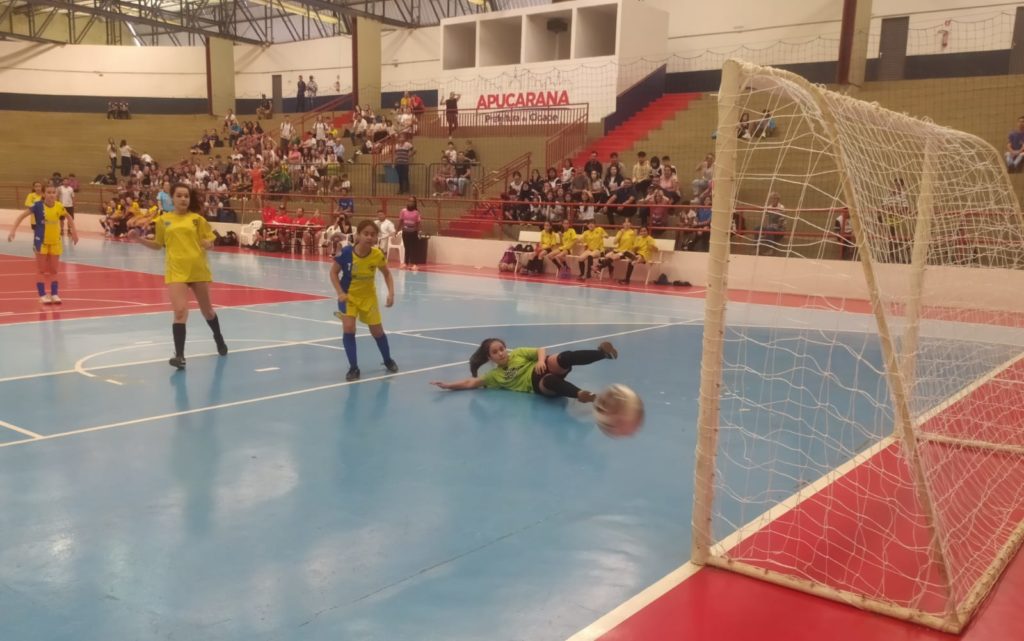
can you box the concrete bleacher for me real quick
[5,74,1023,257]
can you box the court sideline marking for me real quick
[564,349,1024,640]
[0,322,680,449]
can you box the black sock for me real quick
[556,349,607,369]
[585,256,593,277]
[625,263,635,282]
[206,315,223,341]
[539,374,581,399]
[172,323,186,358]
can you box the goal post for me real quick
[691,59,1024,633]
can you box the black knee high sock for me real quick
[206,314,222,340]
[172,323,186,358]
[585,256,594,277]
[556,349,608,369]
[624,262,635,282]
[540,374,581,399]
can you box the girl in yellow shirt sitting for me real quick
[548,224,578,277]
[598,219,636,279]
[620,226,657,285]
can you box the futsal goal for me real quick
[691,59,1024,633]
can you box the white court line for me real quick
[566,348,1024,640]
[393,332,479,347]
[255,367,280,373]
[104,379,124,386]
[0,419,42,440]
[0,323,678,449]
[72,337,344,379]
[0,336,341,384]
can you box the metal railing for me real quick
[4,182,1008,266]
[415,104,590,139]
[544,106,590,171]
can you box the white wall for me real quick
[636,0,1020,69]
[382,27,442,91]
[233,37,352,99]
[0,41,206,97]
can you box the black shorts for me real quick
[65,207,74,217]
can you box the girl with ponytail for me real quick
[431,338,618,402]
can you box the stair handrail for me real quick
[544,104,589,170]
[475,151,532,200]
[298,93,355,136]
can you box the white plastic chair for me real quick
[239,220,262,247]
[384,233,405,265]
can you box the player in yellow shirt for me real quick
[527,221,560,273]
[330,219,398,381]
[548,224,578,276]
[620,226,657,285]
[597,220,637,279]
[131,183,228,369]
[430,338,618,403]
[577,220,607,280]
[23,181,43,208]
[7,184,79,304]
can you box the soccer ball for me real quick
[593,384,644,438]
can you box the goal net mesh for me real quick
[692,58,1024,633]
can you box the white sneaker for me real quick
[50,294,62,304]
[40,294,52,304]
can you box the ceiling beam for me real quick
[0,27,66,42]
[283,0,413,28]
[26,0,266,44]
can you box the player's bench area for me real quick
[511,229,674,284]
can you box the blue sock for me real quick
[36,282,45,297]
[50,281,58,296]
[374,334,392,362]
[343,333,357,369]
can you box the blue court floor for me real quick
[0,238,904,640]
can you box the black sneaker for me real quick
[215,338,228,356]
[598,342,618,360]
[346,366,360,382]
[169,355,186,370]
[384,359,399,373]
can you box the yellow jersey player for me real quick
[430,338,618,404]
[527,221,560,274]
[7,184,79,304]
[23,181,43,208]
[549,224,578,277]
[599,219,637,279]
[330,219,398,382]
[577,220,607,280]
[132,183,228,369]
[620,226,657,285]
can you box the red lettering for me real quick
[475,90,571,111]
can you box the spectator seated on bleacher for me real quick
[1005,116,1024,172]
[256,94,273,120]
[755,191,787,256]
[752,109,777,139]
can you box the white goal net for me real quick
[691,59,1024,633]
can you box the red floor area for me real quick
[0,256,323,324]
[597,553,1024,641]
[598,372,1024,640]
